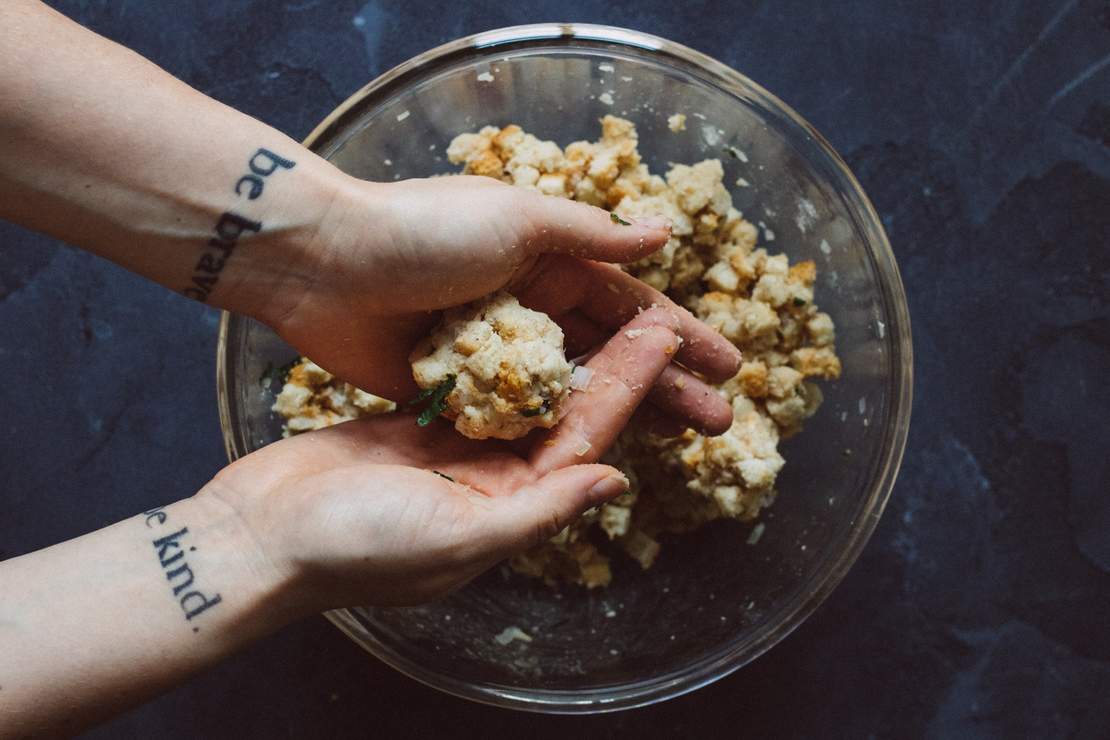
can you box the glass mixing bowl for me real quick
[216,24,912,713]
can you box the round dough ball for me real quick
[410,292,573,440]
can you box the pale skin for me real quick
[0,2,742,736]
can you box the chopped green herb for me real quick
[610,212,631,226]
[406,385,436,405]
[409,375,456,426]
[793,297,807,307]
[432,470,455,482]
[521,400,550,417]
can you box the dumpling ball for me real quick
[410,292,574,440]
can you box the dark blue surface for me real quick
[2,1,1109,737]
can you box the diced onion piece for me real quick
[493,626,532,645]
[570,365,594,391]
[574,438,593,457]
[746,522,766,546]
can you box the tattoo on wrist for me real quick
[143,506,221,632]
[182,148,297,302]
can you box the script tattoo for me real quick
[182,148,297,302]
[143,506,221,632]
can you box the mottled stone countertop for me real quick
[2,1,1108,737]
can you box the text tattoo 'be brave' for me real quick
[182,147,297,302]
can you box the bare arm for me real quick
[0,0,341,322]
[0,307,686,737]
[0,4,743,733]
[0,494,295,736]
[0,0,737,423]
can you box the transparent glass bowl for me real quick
[216,24,912,713]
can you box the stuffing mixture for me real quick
[271,359,394,435]
[273,115,842,588]
[409,291,573,440]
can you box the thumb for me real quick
[519,190,672,263]
[483,464,630,556]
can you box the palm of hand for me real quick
[220,175,747,608]
[274,177,545,401]
[209,308,687,608]
[214,416,536,606]
[272,175,740,434]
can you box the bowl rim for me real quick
[216,21,913,714]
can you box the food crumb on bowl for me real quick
[494,626,533,645]
[667,113,687,132]
[725,145,748,162]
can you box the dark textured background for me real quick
[2,1,1109,737]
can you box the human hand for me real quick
[263,175,740,435]
[203,309,684,608]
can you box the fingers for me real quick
[577,262,743,381]
[632,404,689,438]
[648,365,734,435]
[529,308,680,474]
[555,308,734,436]
[513,255,742,382]
[517,190,671,263]
[482,464,629,555]
[552,309,608,357]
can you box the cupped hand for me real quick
[202,309,684,609]
[266,175,740,435]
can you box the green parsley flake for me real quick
[521,401,550,417]
[408,375,457,426]
[610,212,631,226]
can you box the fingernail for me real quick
[633,215,672,231]
[588,473,629,502]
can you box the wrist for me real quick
[244,172,397,331]
[180,485,309,629]
[205,156,352,325]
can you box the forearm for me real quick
[0,492,299,737]
[0,0,353,320]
